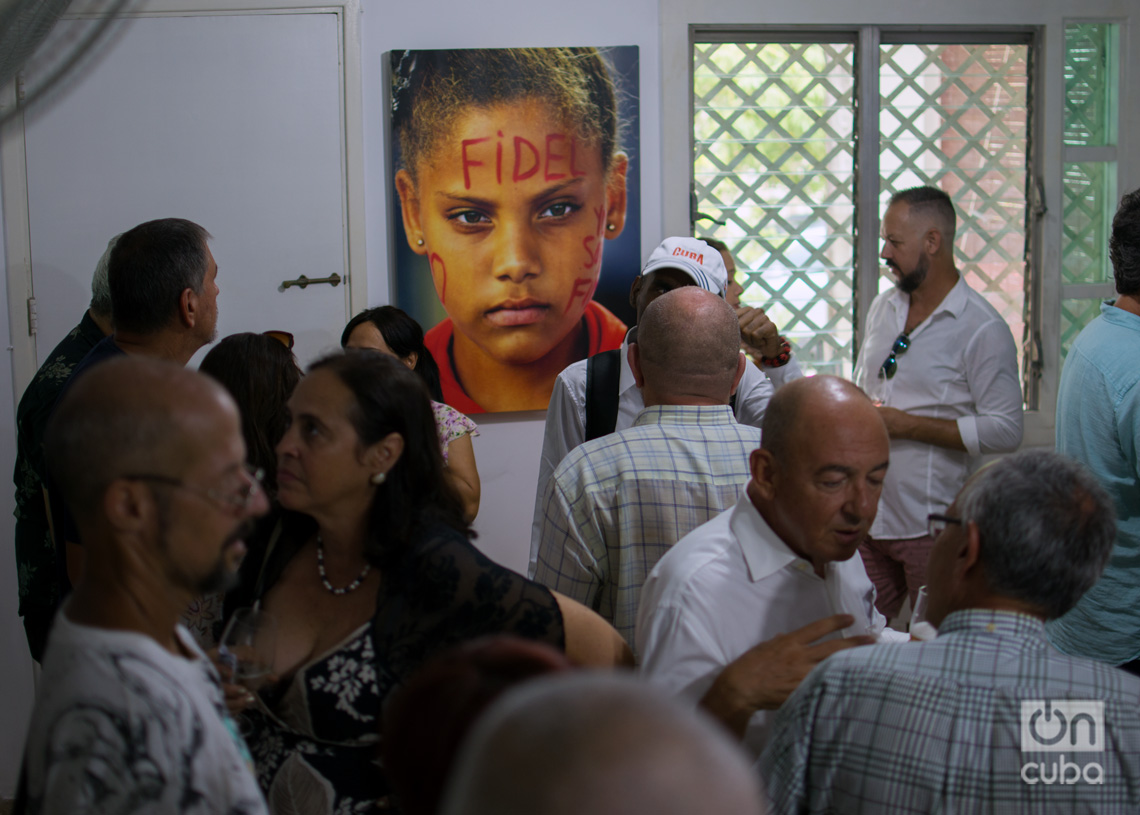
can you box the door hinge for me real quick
[27,297,37,336]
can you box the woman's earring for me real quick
[370,472,386,486]
[416,238,424,246]
[606,223,616,232]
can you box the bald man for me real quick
[853,187,1022,621]
[18,358,268,814]
[638,375,907,758]
[440,673,766,815]
[533,287,761,646]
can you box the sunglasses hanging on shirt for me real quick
[879,332,911,380]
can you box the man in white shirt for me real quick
[530,236,800,573]
[853,186,1023,620]
[637,375,905,758]
[19,357,269,815]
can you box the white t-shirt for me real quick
[22,607,268,815]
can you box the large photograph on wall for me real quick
[388,46,641,414]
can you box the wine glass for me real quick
[866,369,893,407]
[218,606,277,693]
[909,586,937,641]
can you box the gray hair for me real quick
[440,673,765,815]
[109,218,212,334]
[89,233,121,319]
[957,450,1116,619]
[889,185,957,246]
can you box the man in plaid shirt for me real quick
[761,450,1140,814]
[532,287,759,647]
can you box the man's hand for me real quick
[735,304,783,359]
[699,614,875,739]
[877,406,966,451]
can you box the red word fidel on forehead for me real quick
[460,132,589,190]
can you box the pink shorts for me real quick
[858,534,937,620]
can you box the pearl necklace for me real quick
[316,535,371,595]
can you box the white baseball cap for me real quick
[639,237,728,297]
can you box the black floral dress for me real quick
[239,523,564,814]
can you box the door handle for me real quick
[281,273,342,290]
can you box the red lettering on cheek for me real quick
[429,253,447,304]
[581,205,607,270]
[582,235,602,271]
[569,138,587,178]
[545,134,567,181]
[564,276,596,314]
[513,137,539,181]
[461,138,490,190]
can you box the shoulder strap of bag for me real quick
[585,349,623,442]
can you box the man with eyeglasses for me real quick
[761,450,1140,814]
[852,186,1023,622]
[16,357,269,814]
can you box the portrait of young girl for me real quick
[390,46,641,414]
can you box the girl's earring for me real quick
[416,238,424,246]
[606,223,616,232]
[370,472,386,486]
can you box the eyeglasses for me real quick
[126,464,265,512]
[927,513,963,539]
[879,332,911,380]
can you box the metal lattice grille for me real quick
[1064,23,1112,147]
[879,44,1030,351]
[1061,298,1105,361]
[694,38,1031,380]
[694,42,855,377]
[1062,162,1111,285]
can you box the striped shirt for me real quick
[532,404,762,647]
[760,609,1140,814]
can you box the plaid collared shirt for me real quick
[532,403,762,647]
[761,609,1140,814]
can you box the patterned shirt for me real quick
[13,311,105,659]
[532,403,762,646]
[24,609,267,815]
[431,400,478,464]
[760,609,1140,815]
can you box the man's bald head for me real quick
[44,357,239,525]
[441,673,765,815]
[634,287,743,404]
[762,375,884,461]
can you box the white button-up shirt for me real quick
[853,276,1023,539]
[529,329,802,573]
[636,491,902,759]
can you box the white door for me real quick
[16,7,363,372]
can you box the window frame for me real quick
[660,0,1138,449]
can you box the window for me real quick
[692,29,1034,395]
[1059,22,1118,366]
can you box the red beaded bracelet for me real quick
[760,336,792,368]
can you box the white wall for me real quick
[0,189,36,796]
[356,0,664,572]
